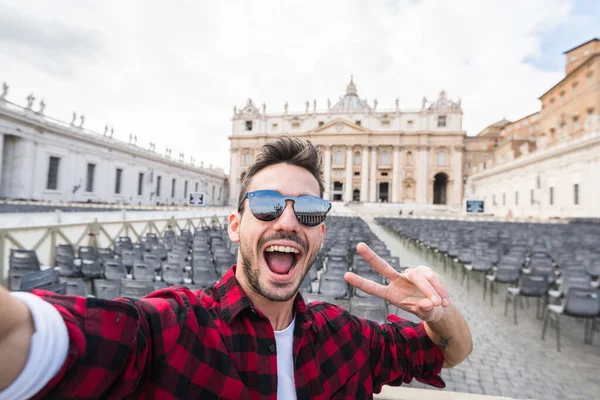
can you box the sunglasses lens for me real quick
[293,196,330,226]
[248,190,285,221]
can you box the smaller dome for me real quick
[331,76,371,113]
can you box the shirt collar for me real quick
[216,265,313,331]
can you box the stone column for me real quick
[344,147,353,202]
[0,133,4,194]
[392,146,401,203]
[360,146,369,202]
[416,145,429,203]
[323,146,332,201]
[369,146,377,202]
[229,149,239,207]
[452,145,464,206]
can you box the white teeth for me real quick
[265,245,300,254]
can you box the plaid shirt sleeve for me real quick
[30,287,196,399]
[360,313,445,392]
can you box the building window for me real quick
[318,121,324,127]
[86,163,96,193]
[381,120,390,127]
[354,172,360,176]
[243,151,251,166]
[502,193,506,206]
[272,123,278,129]
[572,82,578,95]
[292,122,300,129]
[334,150,343,165]
[212,186,215,201]
[354,152,361,165]
[156,176,162,197]
[406,151,414,166]
[570,55,576,62]
[195,182,199,192]
[574,184,580,205]
[589,73,595,86]
[573,116,580,131]
[171,178,176,198]
[515,191,519,206]
[115,168,123,194]
[46,156,60,190]
[530,189,535,205]
[184,181,188,198]
[218,187,222,201]
[493,194,497,205]
[407,120,414,128]
[355,121,361,126]
[245,121,253,131]
[437,151,446,166]
[437,116,447,127]
[560,91,566,103]
[137,173,144,196]
[549,187,554,205]
[380,151,389,165]
[381,172,388,177]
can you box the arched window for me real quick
[437,151,446,166]
[380,151,389,165]
[243,151,251,166]
[406,151,414,166]
[354,151,361,165]
[334,150,343,165]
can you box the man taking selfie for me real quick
[0,137,472,399]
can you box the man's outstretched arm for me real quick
[423,303,472,368]
[0,285,34,391]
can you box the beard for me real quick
[239,232,319,302]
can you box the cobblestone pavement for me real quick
[363,216,600,400]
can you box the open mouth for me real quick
[264,245,301,275]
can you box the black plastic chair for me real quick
[485,265,520,306]
[505,273,550,324]
[541,288,600,351]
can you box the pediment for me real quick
[310,119,369,135]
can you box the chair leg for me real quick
[591,318,596,345]
[536,298,541,319]
[466,269,471,291]
[461,267,466,286]
[541,310,550,339]
[584,319,591,345]
[483,278,487,301]
[555,314,561,352]
[490,282,495,306]
[513,294,519,325]
[504,293,510,317]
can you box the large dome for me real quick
[331,77,371,113]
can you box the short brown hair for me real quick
[237,137,325,212]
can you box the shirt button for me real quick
[269,344,276,353]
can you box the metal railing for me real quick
[0,213,229,283]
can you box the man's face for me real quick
[228,163,326,302]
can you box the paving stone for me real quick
[362,216,600,400]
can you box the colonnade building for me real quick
[229,78,466,207]
[0,86,227,206]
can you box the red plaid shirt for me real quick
[32,266,444,399]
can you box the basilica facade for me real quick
[229,79,466,207]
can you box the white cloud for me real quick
[0,0,575,172]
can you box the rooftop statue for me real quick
[0,82,8,99]
[26,93,35,109]
[284,101,288,113]
[38,99,46,115]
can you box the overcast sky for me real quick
[0,0,598,172]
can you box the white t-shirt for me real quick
[274,317,297,400]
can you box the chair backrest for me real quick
[81,259,103,278]
[104,260,126,280]
[60,277,88,296]
[20,269,60,291]
[93,279,120,299]
[9,249,41,271]
[520,274,550,297]
[133,262,155,281]
[564,288,600,318]
[79,246,98,261]
[349,298,387,324]
[495,266,521,283]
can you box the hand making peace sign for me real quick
[344,242,451,322]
